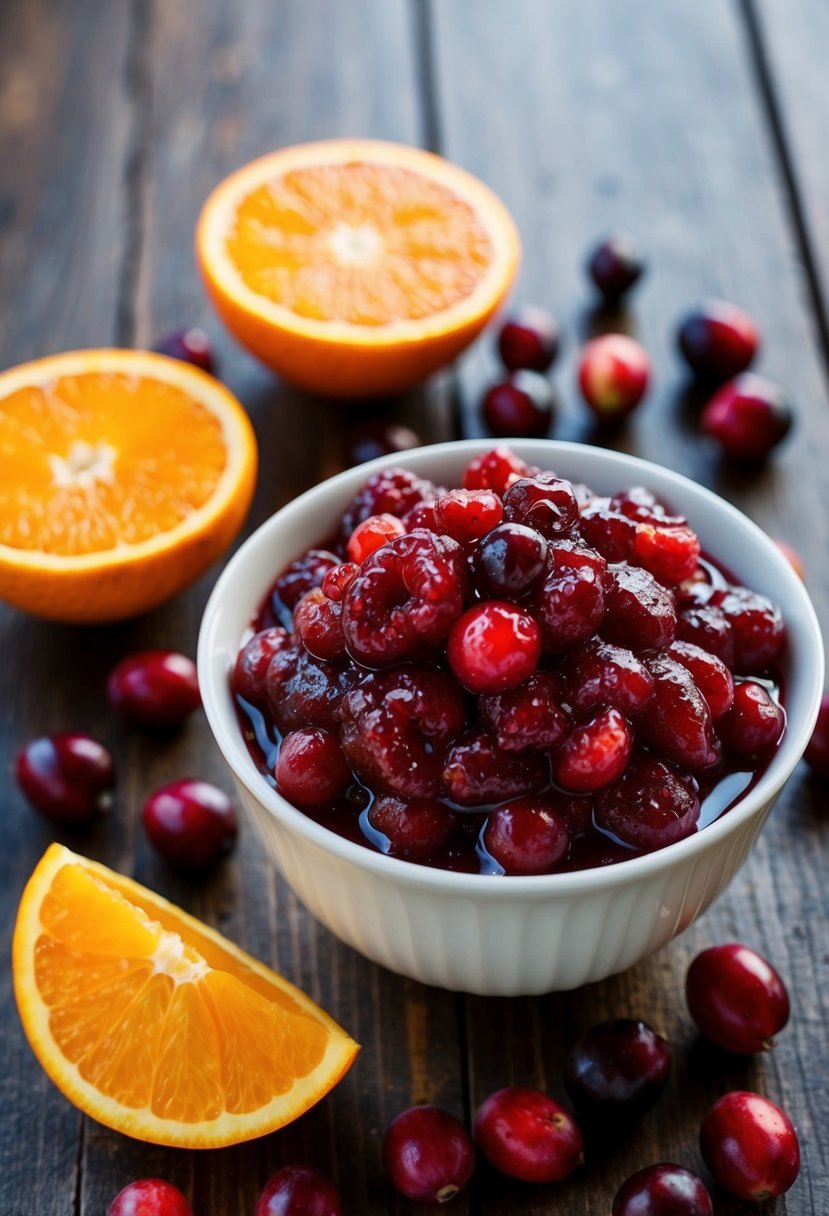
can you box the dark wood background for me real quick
[1,1,827,1212]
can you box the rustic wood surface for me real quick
[0,1,826,1213]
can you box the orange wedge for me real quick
[196,138,520,397]
[0,349,257,622]
[13,845,359,1148]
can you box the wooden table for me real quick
[2,1,828,1212]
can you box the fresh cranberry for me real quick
[484,797,570,874]
[641,656,718,769]
[345,513,406,564]
[677,301,758,383]
[473,1087,583,1183]
[294,565,359,661]
[478,671,570,752]
[401,499,440,532]
[563,1018,671,1121]
[472,522,548,599]
[676,602,735,668]
[631,523,700,587]
[503,474,579,538]
[272,549,340,614]
[255,1166,342,1216]
[107,651,200,730]
[578,334,649,421]
[579,507,637,561]
[667,641,734,719]
[600,565,677,653]
[699,1091,800,1201]
[107,1178,193,1216]
[342,530,467,667]
[340,666,465,800]
[497,305,560,371]
[344,420,420,466]
[462,446,533,495]
[266,645,356,733]
[805,692,829,778]
[442,731,547,807]
[774,539,805,579]
[482,371,555,438]
[433,488,503,545]
[142,779,237,869]
[587,235,646,303]
[367,796,458,860]
[702,374,793,463]
[553,708,634,794]
[16,733,115,827]
[686,943,789,1054]
[594,752,700,851]
[155,327,214,373]
[339,466,434,542]
[559,639,654,716]
[232,627,292,704]
[533,555,607,652]
[709,585,784,673]
[447,602,541,695]
[383,1106,475,1204]
[717,680,784,759]
[609,486,684,526]
[612,1164,712,1216]
[275,729,352,806]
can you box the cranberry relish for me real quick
[233,448,786,876]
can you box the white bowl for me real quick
[198,440,824,996]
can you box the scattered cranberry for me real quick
[107,651,200,730]
[272,549,340,614]
[553,707,634,794]
[578,334,650,422]
[560,639,654,716]
[142,779,237,869]
[154,327,214,373]
[474,1087,583,1183]
[462,446,533,495]
[587,235,646,304]
[774,539,805,580]
[107,1178,193,1216]
[503,473,579,538]
[255,1166,342,1216]
[686,943,789,1054]
[433,489,503,546]
[699,1091,800,1201]
[677,301,758,383]
[482,371,555,438]
[16,733,115,827]
[805,692,829,778]
[563,1018,671,1122]
[667,641,734,719]
[497,305,560,372]
[447,602,541,695]
[479,671,570,752]
[718,680,785,759]
[345,513,405,564]
[232,627,292,705]
[383,1105,475,1205]
[473,521,548,600]
[275,729,352,807]
[368,796,458,860]
[443,731,547,806]
[484,797,570,874]
[344,420,420,466]
[594,752,700,851]
[612,1164,712,1216]
[701,374,792,463]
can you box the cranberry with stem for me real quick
[563,1019,671,1122]
[699,1091,800,1201]
[701,374,792,463]
[447,601,542,695]
[474,1086,583,1182]
[107,1179,193,1216]
[142,779,238,870]
[587,235,646,304]
[686,943,789,1054]
[255,1166,343,1216]
[497,305,560,372]
[578,334,650,422]
[16,733,115,827]
[805,691,829,778]
[612,1164,712,1216]
[482,370,555,438]
[383,1105,475,1204]
[677,300,758,383]
[107,651,201,730]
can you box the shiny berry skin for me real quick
[553,707,634,794]
[107,1178,193,1216]
[686,943,789,1054]
[479,671,570,752]
[447,602,541,694]
[641,656,718,770]
[612,1164,712,1216]
[601,565,677,653]
[503,474,579,539]
[717,680,784,759]
[587,235,646,303]
[676,602,735,669]
[266,644,356,733]
[595,752,700,852]
[107,651,200,730]
[344,420,419,466]
[805,692,829,778]
[631,523,701,587]
[483,798,570,874]
[563,1018,671,1121]
[255,1166,342,1216]
[339,466,434,542]
[610,485,684,526]
[701,374,792,463]
[367,796,458,860]
[677,301,758,383]
[345,513,405,564]
[383,1105,475,1204]
[474,1086,583,1183]
[16,733,115,827]
[579,506,637,561]
[272,549,340,614]
[154,327,214,373]
[667,640,734,719]
[275,729,352,806]
[533,555,607,652]
[482,371,555,438]
[142,779,237,869]
[497,305,560,372]
[462,446,533,495]
[709,585,784,673]
[699,1091,800,1201]
[433,488,503,545]
[578,334,650,421]
[443,731,547,807]
[294,565,359,661]
[472,522,547,599]
[559,639,654,716]
[232,627,292,704]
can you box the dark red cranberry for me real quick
[367,796,458,860]
[600,565,677,653]
[345,513,405,564]
[442,731,547,807]
[472,522,547,599]
[677,301,758,383]
[383,1106,475,1205]
[609,486,684,526]
[107,651,200,730]
[594,753,700,851]
[676,603,735,669]
[559,639,654,716]
[294,579,350,662]
[255,1166,342,1216]
[447,602,541,695]
[155,327,214,373]
[108,1179,193,1216]
[473,1087,583,1183]
[482,371,555,438]
[533,556,607,652]
[503,474,579,539]
[478,671,570,752]
[563,1019,671,1122]
[641,656,718,770]
[699,1091,800,1201]
[612,1164,712,1216]
[805,692,829,778]
[16,733,115,827]
[587,236,646,304]
[553,708,634,794]
[340,666,465,800]
[232,627,292,705]
[275,729,352,806]
[579,507,636,562]
[142,779,237,869]
[702,374,792,463]
[344,420,420,467]
[667,641,734,719]
[497,305,560,372]
[266,644,356,733]
[339,466,434,542]
[631,523,700,587]
[272,549,340,614]
[709,585,784,673]
[401,498,440,532]
[717,680,784,759]
[462,446,533,495]
[686,943,789,1054]
[433,488,503,545]
[484,797,570,874]
[578,334,649,421]
[320,562,358,602]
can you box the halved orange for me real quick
[196,138,520,397]
[13,845,359,1148]
[0,349,257,622]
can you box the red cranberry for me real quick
[578,334,650,422]
[232,627,292,705]
[383,1106,475,1204]
[631,523,700,587]
[533,555,607,652]
[805,692,829,778]
[345,513,405,564]
[107,651,200,730]
[401,498,440,532]
[559,639,654,716]
[709,585,784,673]
[686,943,789,1054]
[344,420,419,466]
[699,1091,800,1201]
[601,565,677,653]
[107,1179,193,1216]
[294,574,354,661]
[272,549,339,613]
[478,671,570,752]
[677,301,758,383]
[443,731,547,807]
[275,729,352,806]
[339,466,434,542]
[563,1018,671,1122]
[587,235,646,303]
[774,538,805,579]
[701,374,792,463]
[612,1164,712,1216]
[367,796,458,860]
[609,486,684,526]
[579,507,637,561]
[594,753,700,851]
[553,707,634,794]
[497,305,560,372]
[433,488,503,545]
[255,1166,342,1216]
[641,656,718,769]
[472,522,547,599]
[676,603,735,669]
[155,327,214,373]
[473,1087,583,1183]
[142,779,237,869]
[503,474,579,538]
[482,371,555,438]
[447,602,541,695]
[717,680,784,759]
[266,645,357,734]
[462,446,533,495]
[667,641,734,719]
[484,797,570,874]
[16,733,115,827]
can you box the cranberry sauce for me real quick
[232,449,786,876]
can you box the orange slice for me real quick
[13,844,359,1148]
[0,349,257,622]
[196,138,520,397]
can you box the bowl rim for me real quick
[198,438,825,897]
